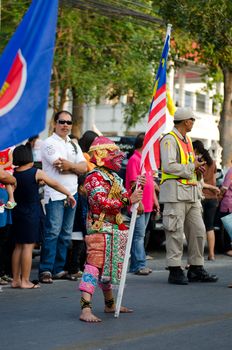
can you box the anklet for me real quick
[80,297,92,309]
[105,298,114,308]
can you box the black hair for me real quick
[78,130,98,152]
[28,135,39,143]
[54,110,72,122]
[13,144,33,166]
[134,132,145,150]
[192,140,213,166]
[174,120,182,125]
[69,134,78,140]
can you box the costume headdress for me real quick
[89,136,119,167]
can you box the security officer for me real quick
[159,107,218,285]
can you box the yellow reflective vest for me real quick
[161,131,197,185]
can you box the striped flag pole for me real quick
[114,24,172,318]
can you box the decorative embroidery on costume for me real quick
[90,168,125,231]
[101,226,128,285]
[79,265,99,295]
[91,186,107,196]
[83,168,130,285]
[99,280,112,292]
[82,272,97,286]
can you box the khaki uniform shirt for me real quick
[159,127,201,203]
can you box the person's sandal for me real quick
[135,268,150,276]
[4,201,17,209]
[1,275,13,282]
[0,277,8,285]
[52,271,68,280]
[66,271,83,281]
[39,272,53,284]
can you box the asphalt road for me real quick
[1,248,232,350]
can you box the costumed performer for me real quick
[79,136,144,323]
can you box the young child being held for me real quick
[0,148,17,209]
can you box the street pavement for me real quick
[1,247,232,350]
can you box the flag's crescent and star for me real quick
[0,49,27,117]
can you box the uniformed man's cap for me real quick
[174,107,198,121]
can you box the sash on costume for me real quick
[102,226,128,285]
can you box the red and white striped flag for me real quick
[141,25,171,174]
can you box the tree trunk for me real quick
[72,87,84,139]
[52,65,59,112]
[59,88,68,111]
[219,68,232,167]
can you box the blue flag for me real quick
[0,0,58,149]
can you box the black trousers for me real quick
[65,240,86,274]
[0,225,14,277]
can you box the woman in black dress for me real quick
[11,145,76,289]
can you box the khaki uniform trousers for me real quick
[163,201,205,267]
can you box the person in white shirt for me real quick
[39,111,87,284]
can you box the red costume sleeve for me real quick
[85,171,129,215]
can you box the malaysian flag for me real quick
[141,25,171,174]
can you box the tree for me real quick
[155,0,232,166]
[54,3,164,135]
[0,1,166,137]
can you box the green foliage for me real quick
[54,4,165,126]
[0,0,166,127]
[156,0,232,71]
[154,0,232,165]
[0,0,30,50]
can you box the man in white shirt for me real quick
[39,111,87,283]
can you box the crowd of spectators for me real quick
[0,108,232,293]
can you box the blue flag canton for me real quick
[156,34,170,90]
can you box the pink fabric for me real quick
[79,264,113,294]
[79,264,99,295]
[220,167,232,213]
[98,281,112,292]
[125,150,155,212]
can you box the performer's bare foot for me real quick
[104,305,133,313]
[79,308,102,322]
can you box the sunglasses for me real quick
[57,120,72,125]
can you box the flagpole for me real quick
[166,23,172,38]
[114,24,172,318]
[114,201,138,318]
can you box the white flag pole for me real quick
[114,24,172,318]
[114,201,138,318]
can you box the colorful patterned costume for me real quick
[79,137,131,295]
